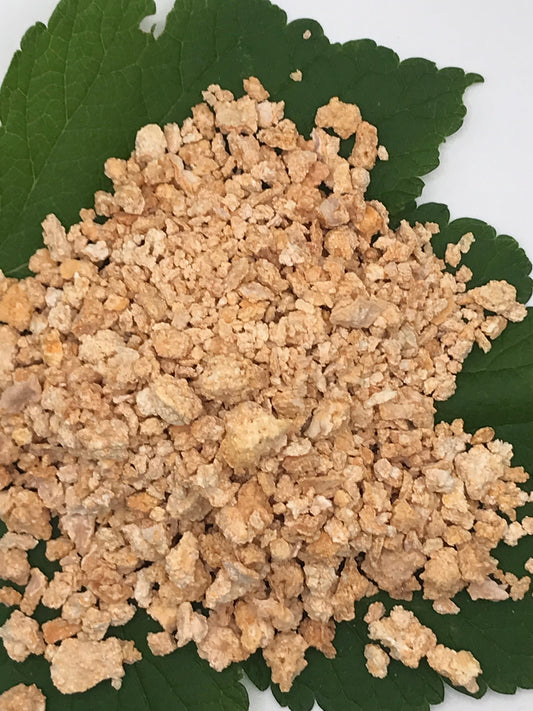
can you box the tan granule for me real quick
[0,610,45,662]
[367,606,437,668]
[0,548,31,586]
[147,631,177,656]
[521,516,533,535]
[42,618,82,645]
[290,69,303,82]
[367,606,482,692]
[445,243,462,268]
[263,632,308,692]
[503,521,526,546]
[48,637,137,694]
[364,643,390,678]
[458,232,475,254]
[0,586,23,607]
[427,644,481,693]
[315,97,361,139]
[19,568,48,615]
[0,282,35,331]
[506,573,531,601]
[303,29,312,40]
[363,601,386,624]
[432,598,460,615]
[0,76,530,696]
[0,684,46,711]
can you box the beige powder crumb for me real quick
[196,624,245,671]
[315,97,362,139]
[367,606,437,668]
[521,517,533,535]
[525,558,533,574]
[0,548,31,586]
[42,618,81,645]
[303,29,312,39]
[175,602,208,648]
[503,521,526,546]
[508,575,531,601]
[0,282,34,331]
[19,568,48,615]
[290,69,303,82]
[468,280,527,321]
[220,402,289,474]
[0,611,45,662]
[458,232,475,254]
[0,684,46,711]
[165,531,199,588]
[467,579,509,602]
[212,94,258,135]
[143,375,203,425]
[135,124,167,163]
[147,631,177,656]
[243,76,270,101]
[114,184,145,215]
[445,243,462,268]
[0,587,22,607]
[364,643,390,679]
[363,601,386,624]
[426,644,482,693]
[432,599,460,615]
[350,120,378,169]
[263,633,308,692]
[48,638,133,694]
[45,538,73,562]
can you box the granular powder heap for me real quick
[0,77,531,696]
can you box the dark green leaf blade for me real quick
[437,313,533,435]
[1,2,531,710]
[0,0,480,275]
[0,0,157,276]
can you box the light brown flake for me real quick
[263,632,308,692]
[315,97,362,139]
[364,643,390,679]
[426,644,481,693]
[220,402,289,474]
[0,684,46,711]
[48,638,136,694]
[367,606,437,668]
[0,611,45,662]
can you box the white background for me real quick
[1,1,532,710]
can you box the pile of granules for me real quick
[0,77,532,701]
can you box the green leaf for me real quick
[1,2,532,711]
[0,0,480,275]
[437,313,533,457]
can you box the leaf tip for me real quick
[466,72,484,87]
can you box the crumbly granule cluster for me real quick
[364,603,482,693]
[0,77,531,696]
[0,683,46,711]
